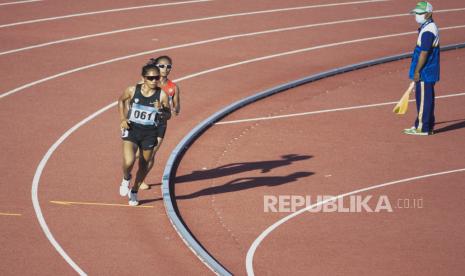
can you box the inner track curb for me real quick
[161,42,465,275]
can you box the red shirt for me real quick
[161,79,176,97]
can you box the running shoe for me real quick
[139,182,149,190]
[119,175,131,196]
[128,190,139,206]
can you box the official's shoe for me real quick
[403,128,431,136]
[119,175,131,196]
[404,126,416,132]
[128,190,139,206]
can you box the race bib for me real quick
[128,103,158,125]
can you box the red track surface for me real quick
[176,50,465,275]
[1,0,464,275]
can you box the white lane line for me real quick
[0,0,41,6]
[31,102,115,276]
[29,26,465,273]
[0,0,392,56]
[2,24,464,100]
[0,0,212,28]
[217,92,465,125]
[174,25,464,82]
[245,168,465,276]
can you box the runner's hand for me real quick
[120,119,130,129]
[154,100,162,111]
[159,108,172,121]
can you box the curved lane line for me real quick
[3,23,465,100]
[0,0,212,29]
[31,103,114,276]
[163,44,465,274]
[246,168,465,275]
[216,92,465,125]
[0,0,392,56]
[0,0,41,6]
[166,25,465,84]
[29,29,465,274]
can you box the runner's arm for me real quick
[173,84,181,115]
[118,86,135,129]
[159,90,172,121]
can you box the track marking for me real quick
[174,25,465,82]
[0,0,41,6]
[0,212,22,216]
[246,168,465,275]
[31,103,115,276]
[29,26,465,275]
[217,92,465,125]
[0,0,396,56]
[0,0,212,29]
[2,24,464,100]
[50,200,154,208]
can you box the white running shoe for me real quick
[128,190,139,206]
[119,176,130,196]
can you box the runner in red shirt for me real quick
[140,55,181,190]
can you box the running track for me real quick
[1,0,464,275]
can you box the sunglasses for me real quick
[145,75,160,81]
[156,64,172,69]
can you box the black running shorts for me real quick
[121,126,158,150]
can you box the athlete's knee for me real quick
[123,156,136,169]
[138,155,151,168]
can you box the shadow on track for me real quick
[434,118,465,134]
[176,171,314,200]
[139,197,163,205]
[175,154,312,184]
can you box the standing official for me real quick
[404,1,440,136]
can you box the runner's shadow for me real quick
[176,171,314,200]
[175,154,312,184]
[434,119,465,134]
[144,182,161,189]
[139,197,162,205]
